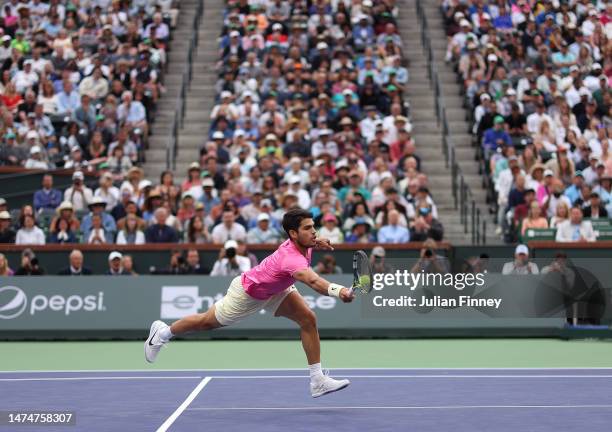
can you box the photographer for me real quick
[63,171,93,212]
[14,248,45,275]
[151,250,188,275]
[210,240,251,276]
[370,246,395,274]
[410,239,450,274]
[541,252,575,286]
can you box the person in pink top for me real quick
[144,208,355,397]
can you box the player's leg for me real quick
[274,290,320,364]
[274,290,350,397]
[170,306,223,334]
[144,307,223,363]
[145,276,261,363]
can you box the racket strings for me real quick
[355,252,373,293]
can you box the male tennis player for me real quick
[145,208,355,397]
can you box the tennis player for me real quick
[145,208,355,397]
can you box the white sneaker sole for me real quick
[311,380,350,398]
[144,320,165,364]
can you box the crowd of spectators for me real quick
[0,0,448,246]
[0,0,178,174]
[197,0,444,244]
[442,0,612,244]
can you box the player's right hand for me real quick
[339,288,355,303]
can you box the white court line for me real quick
[2,375,612,382]
[156,377,212,432]
[0,376,202,382]
[198,375,612,379]
[1,367,612,373]
[186,404,612,411]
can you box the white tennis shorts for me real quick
[214,276,297,326]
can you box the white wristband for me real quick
[327,283,344,298]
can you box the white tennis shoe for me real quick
[310,371,350,398]
[144,320,169,363]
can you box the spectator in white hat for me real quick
[106,251,129,276]
[0,210,16,243]
[246,212,281,244]
[12,60,39,94]
[0,35,12,62]
[370,245,395,274]
[210,239,251,276]
[446,18,476,62]
[502,244,539,275]
[63,171,93,212]
[64,145,89,170]
[81,196,117,240]
[311,129,339,159]
[24,145,49,169]
[211,90,239,121]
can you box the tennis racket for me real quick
[350,250,374,295]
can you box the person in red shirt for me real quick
[390,127,416,164]
[1,82,23,113]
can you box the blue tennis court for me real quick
[1,368,612,431]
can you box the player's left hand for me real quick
[314,237,334,250]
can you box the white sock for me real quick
[309,363,323,382]
[159,326,174,342]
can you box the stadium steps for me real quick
[400,0,499,245]
[143,0,224,180]
[422,2,500,244]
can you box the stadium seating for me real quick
[440,0,611,244]
[1,0,451,248]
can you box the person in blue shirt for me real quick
[551,41,576,76]
[382,56,408,85]
[352,15,375,52]
[493,4,513,32]
[564,171,585,205]
[81,197,117,240]
[73,94,97,131]
[33,174,62,212]
[482,115,512,161]
[535,2,556,26]
[42,13,63,38]
[344,218,376,243]
[377,209,410,243]
[57,81,81,117]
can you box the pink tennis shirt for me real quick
[242,239,312,300]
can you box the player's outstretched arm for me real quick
[293,268,354,303]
